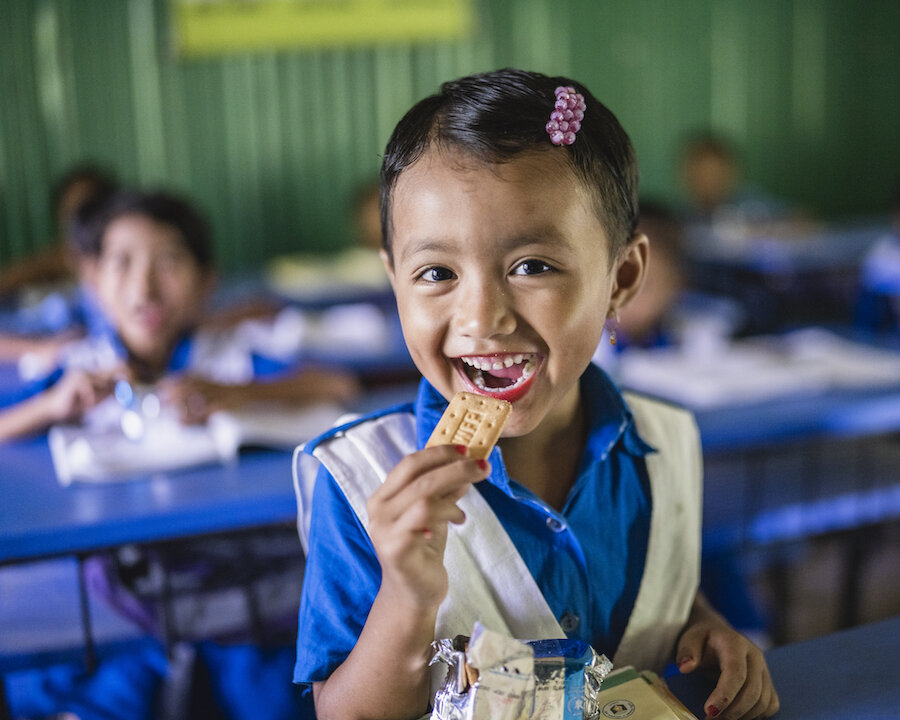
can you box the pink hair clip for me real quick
[545,86,586,146]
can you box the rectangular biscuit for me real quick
[425,391,511,460]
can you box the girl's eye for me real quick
[419,266,455,282]
[512,259,553,276]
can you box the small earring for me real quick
[608,310,620,346]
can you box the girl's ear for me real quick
[609,233,649,314]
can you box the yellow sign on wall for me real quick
[172,0,474,55]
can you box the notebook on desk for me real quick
[48,403,345,486]
[614,327,900,409]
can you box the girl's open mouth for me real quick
[457,353,539,402]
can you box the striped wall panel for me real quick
[1,0,898,273]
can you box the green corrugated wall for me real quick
[1,0,898,273]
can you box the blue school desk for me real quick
[0,439,296,565]
[0,382,417,565]
[2,370,898,699]
[686,222,887,333]
[0,385,419,695]
[0,440,298,710]
[667,615,900,720]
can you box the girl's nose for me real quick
[454,279,516,338]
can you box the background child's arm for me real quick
[313,445,489,720]
[675,592,780,719]
[0,330,81,363]
[0,368,115,441]
[0,243,70,298]
[158,367,361,424]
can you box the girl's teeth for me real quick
[462,354,534,369]
[463,355,538,393]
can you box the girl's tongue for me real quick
[482,364,523,386]
[462,355,536,390]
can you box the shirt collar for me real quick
[96,327,194,376]
[413,363,654,491]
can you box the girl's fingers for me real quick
[702,635,747,719]
[374,447,487,517]
[716,662,760,719]
[676,629,703,675]
[392,494,469,534]
[378,445,470,497]
[738,660,778,719]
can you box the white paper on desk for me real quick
[235,304,391,361]
[48,403,345,485]
[614,328,900,409]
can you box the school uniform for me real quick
[597,299,767,638]
[292,364,702,696]
[8,321,308,720]
[856,233,900,333]
[4,315,298,410]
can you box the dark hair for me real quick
[81,190,214,269]
[380,68,639,259]
[51,164,118,226]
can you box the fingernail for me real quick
[454,444,468,455]
[477,459,488,470]
[707,705,720,717]
[677,655,693,668]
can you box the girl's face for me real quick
[95,214,212,367]
[385,148,646,441]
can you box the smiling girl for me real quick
[293,69,778,720]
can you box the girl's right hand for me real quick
[44,368,116,423]
[366,444,490,609]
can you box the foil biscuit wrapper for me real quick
[429,623,613,720]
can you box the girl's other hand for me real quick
[677,617,779,720]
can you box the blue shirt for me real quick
[294,364,655,686]
[0,326,296,410]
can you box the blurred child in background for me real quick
[0,165,118,373]
[0,189,360,440]
[593,199,744,368]
[0,164,117,299]
[677,132,803,260]
[2,189,357,720]
[679,132,788,225]
[856,184,900,334]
